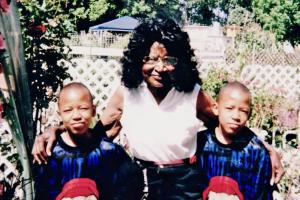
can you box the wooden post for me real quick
[0,1,34,199]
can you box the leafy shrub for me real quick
[202,67,230,100]
[18,0,74,135]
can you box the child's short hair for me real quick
[217,81,251,103]
[56,178,99,200]
[58,82,94,106]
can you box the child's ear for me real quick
[57,110,61,117]
[57,111,62,123]
[248,107,252,119]
[92,105,96,116]
[212,103,219,116]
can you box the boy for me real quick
[197,81,273,200]
[35,82,143,200]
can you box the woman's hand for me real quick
[263,141,285,185]
[269,147,284,185]
[31,126,60,164]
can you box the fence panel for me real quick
[41,59,122,122]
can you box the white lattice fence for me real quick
[224,48,300,66]
[240,65,300,102]
[42,58,299,133]
[61,58,122,116]
[198,63,300,103]
[198,62,300,145]
[40,59,122,131]
[61,59,300,112]
[0,121,23,199]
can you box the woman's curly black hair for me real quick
[121,16,202,92]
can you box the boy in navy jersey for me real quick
[35,82,143,200]
[197,81,273,200]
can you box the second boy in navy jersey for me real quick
[197,82,273,200]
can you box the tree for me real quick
[18,0,131,135]
[227,5,254,26]
[186,0,300,45]
[186,0,252,25]
[187,0,216,25]
[252,0,300,45]
[77,0,125,31]
[19,0,73,135]
[119,0,184,24]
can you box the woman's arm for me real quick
[100,85,124,139]
[262,141,285,185]
[196,90,218,128]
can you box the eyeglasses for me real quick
[143,56,178,66]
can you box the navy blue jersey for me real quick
[34,131,143,200]
[197,128,273,200]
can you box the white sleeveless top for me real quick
[120,82,202,162]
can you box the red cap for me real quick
[56,178,100,200]
[203,176,244,200]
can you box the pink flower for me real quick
[28,21,46,38]
[242,80,250,85]
[276,108,298,130]
[0,0,10,13]
[0,35,5,51]
[219,73,226,80]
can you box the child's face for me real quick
[208,191,240,200]
[62,195,97,200]
[215,89,250,136]
[58,88,95,136]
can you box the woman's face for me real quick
[142,41,177,90]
